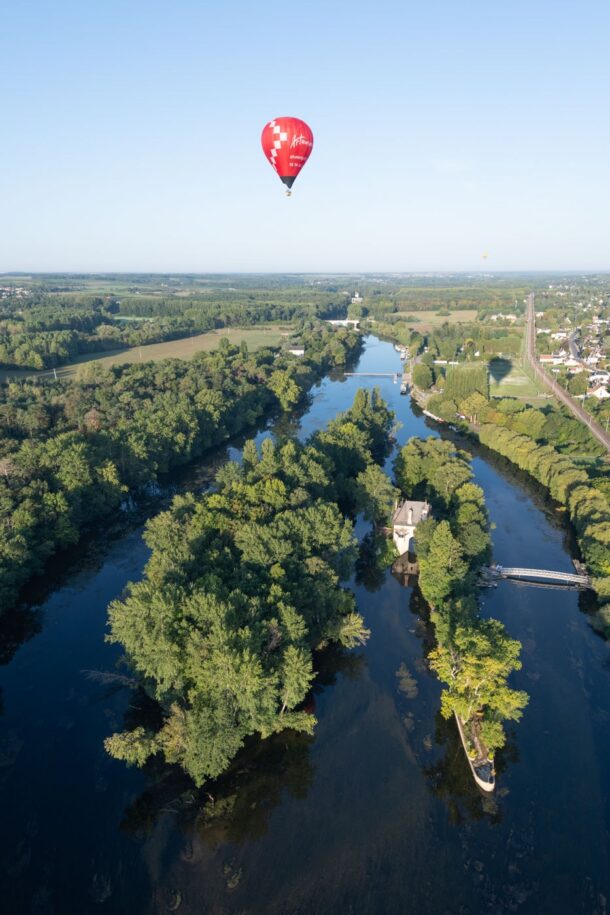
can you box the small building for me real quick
[588,384,610,400]
[392,500,431,556]
[326,318,360,328]
[288,347,305,357]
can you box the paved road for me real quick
[568,330,582,362]
[525,293,610,454]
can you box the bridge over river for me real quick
[484,566,592,588]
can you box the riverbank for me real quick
[406,371,610,631]
[0,327,362,614]
[2,336,610,913]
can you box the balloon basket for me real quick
[285,190,292,197]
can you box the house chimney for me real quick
[408,506,413,525]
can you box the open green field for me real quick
[489,359,544,399]
[393,309,479,327]
[0,326,291,382]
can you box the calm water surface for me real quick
[1,337,609,914]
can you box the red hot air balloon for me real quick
[261,116,314,196]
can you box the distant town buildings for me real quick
[0,286,30,299]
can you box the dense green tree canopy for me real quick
[105,389,393,785]
[394,435,525,758]
[0,326,362,612]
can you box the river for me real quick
[1,336,609,914]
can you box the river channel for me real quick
[1,336,609,914]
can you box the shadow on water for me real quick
[121,728,316,847]
[116,646,365,847]
[355,531,390,592]
[0,605,43,716]
[422,711,517,827]
[400,584,511,827]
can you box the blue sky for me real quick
[2,0,609,272]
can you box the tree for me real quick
[567,372,587,396]
[280,646,314,714]
[269,370,301,410]
[413,363,434,390]
[418,521,468,607]
[428,617,528,756]
[356,464,399,524]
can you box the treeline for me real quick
[421,362,607,461]
[0,314,211,370]
[412,362,610,626]
[105,389,395,785]
[359,286,525,319]
[0,287,349,370]
[374,319,523,361]
[0,325,361,612]
[394,438,528,761]
[477,425,610,612]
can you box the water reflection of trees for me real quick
[356,532,388,592]
[119,647,365,846]
[0,605,42,714]
[422,712,519,826]
[0,605,41,667]
[403,587,516,825]
[121,727,315,846]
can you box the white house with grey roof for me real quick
[392,500,431,556]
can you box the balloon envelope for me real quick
[261,117,314,190]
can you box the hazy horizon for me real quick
[2,0,609,273]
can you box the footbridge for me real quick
[344,372,400,383]
[484,566,592,588]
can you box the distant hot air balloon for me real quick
[261,116,314,196]
[482,252,489,260]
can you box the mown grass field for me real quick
[0,326,292,382]
[393,309,479,328]
[489,359,544,399]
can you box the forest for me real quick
[0,285,350,370]
[394,438,528,761]
[0,273,532,370]
[0,324,361,612]
[105,389,395,785]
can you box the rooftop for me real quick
[392,500,430,527]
